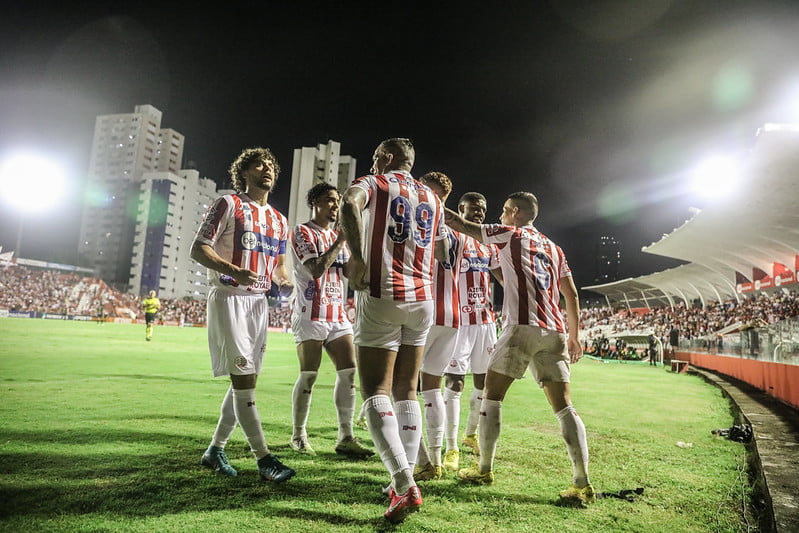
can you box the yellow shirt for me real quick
[142,297,161,314]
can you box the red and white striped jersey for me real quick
[289,221,350,323]
[195,193,288,294]
[481,224,571,332]
[348,171,448,301]
[432,230,467,327]
[458,236,499,325]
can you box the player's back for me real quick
[350,170,444,302]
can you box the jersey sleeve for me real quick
[292,224,320,264]
[557,244,573,279]
[481,223,516,247]
[195,196,230,247]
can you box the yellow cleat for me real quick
[458,463,494,485]
[442,449,460,471]
[462,434,480,455]
[413,462,443,481]
[558,484,596,506]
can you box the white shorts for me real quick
[353,293,434,351]
[447,322,497,375]
[206,288,269,377]
[420,325,460,375]
[292,315,353,345]
[488,324,570,386]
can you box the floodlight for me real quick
[0,152,67,212]
[689,154,742,201]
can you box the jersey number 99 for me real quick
[388,197,433,247]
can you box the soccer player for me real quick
[444,192,595,506]
[442,192,502,469]
[288,182,373,458]
[191,147,296,484]
[340,138,449,523]
[142,290,161,341]
[413,172,465,480]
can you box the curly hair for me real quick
[458,192,486,206]
[228,147,280,193]
[419,171,453,198]
[306,182,338,208]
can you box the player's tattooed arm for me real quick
[191,241,258,286]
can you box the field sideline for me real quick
[0,318,754,532]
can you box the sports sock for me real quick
[291,371,318,439]
[394,399,422,471]
[556,405,590,487]
[363,395,414,495]
[210,385,237,448]
[443,387,462,450]
[334,367,356,441]
[478,398,502,473]
[465,388,482,435]
[421,389,445,466]
[232,388,270,460]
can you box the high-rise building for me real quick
[78,105,184,290]
[128,169,221,299]
[287,140,356,227]
[596,235,621,282]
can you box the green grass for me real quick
[0,318,754,532]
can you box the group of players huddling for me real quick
[189,138,593,523]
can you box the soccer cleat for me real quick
[289,436,316,455]
[384,485,422,523]
[335,436,375,457]
[458,463,494,485]
[559,484,596,506]
[355,415,368,430]
[200,446,238,477]
[413,462,443,482]
[257,454,296,483]
[443,449,460,471]
[462,434,480,455]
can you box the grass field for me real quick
[0,318,755,532]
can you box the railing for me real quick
[680,316,799,365]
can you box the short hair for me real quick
[458,192,486,206]
[378,138,415,167]
[508,191,539,221]
[306,182,338,208]
[228,147,280,193]
[419,171,452,197]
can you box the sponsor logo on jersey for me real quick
[241,231,258,250]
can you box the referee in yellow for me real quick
[142,290,161,341]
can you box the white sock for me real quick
[465,388,482,435]
[363,395,414,494]
[291,371,318,439]
[232,388,269,459]
[422,389,445,466]
[478,398,502,473]
[443,387,462,450]
[394,399,422,471]
[556,405,590,487]
[210,385,237,448]
[334,367,356,441]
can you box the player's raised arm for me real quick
[444,208,483,241]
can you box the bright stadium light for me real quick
[0,151,68,255]
[689,154,742,201]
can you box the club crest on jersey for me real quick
[241,231,258,250]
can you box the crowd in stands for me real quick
[580,289,799,353]
[4,264,798,338]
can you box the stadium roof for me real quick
[583,124,799,308]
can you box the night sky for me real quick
[2,1,799,293]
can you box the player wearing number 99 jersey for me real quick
[347,171,447,301]
[340,138,450,523]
